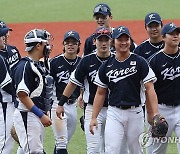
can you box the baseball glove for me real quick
[10,125,20,145]
[151,114,168,137]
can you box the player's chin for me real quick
[151,33,159,38]
[171,41,179,46]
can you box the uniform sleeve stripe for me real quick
[0,79,12,88]
[17,89,29,96]
[94,81,108,88]
[143,76,157,84]
[69,78,83,87]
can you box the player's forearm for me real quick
[18,91,44,118]
[145,83,159,119]
[58,81,77,106]
[63,81,77,98]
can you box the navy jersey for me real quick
[14,57,52,111]
[84,32,137,56]
[50,54,81,101]
[0,55,12,103]
[149,49,180,106]
[94,53,156,107]
[70,52,114,106]
[0,45,21,73]
[134,39,164,60]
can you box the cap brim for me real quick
[93,11,109,16]
[96,34,111,39]
[63,36,79,42]
[168,27,180,34]
[146,20,161,26]
[25,46,34,52]
[114,32,131,39]
[0,28,9,37]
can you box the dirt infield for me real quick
[8,20,180,57]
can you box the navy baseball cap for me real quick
[95,27,111,39]
[0,20,12,37]
[63,30,80,42]
[145,12,162,26]
[161,22,180,35]
[93,3,111,16]
[112,26,131,39]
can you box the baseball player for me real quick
[0,29,14,154]
[50,30,81,154]
[89,26,160,154]
[83,3,137,56]
[0,20,21,73]
[0,20,23,154]
[149,23,180,154]
[133,12,164,154]
[0,21,21,154]
[56,27,113,154]
[13,29,53,154]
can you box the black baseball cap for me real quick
[145,12,162,26]
[161,22,180,35]
[93,3,111,16]
[94,27,112,39]
[112,26,131,39]
[63,30,80,42]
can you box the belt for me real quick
[159,103,179,107]
[67,99,76,105]
[114,105,140,110]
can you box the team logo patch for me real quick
[118,26,125,33]
[68,31,74,36]
[149,14,156,20]
[130,61,136,65]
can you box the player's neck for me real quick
[28,51,41,62]
[150,36,162,44]
[97,50,110,58]
[163,45,179,55]
[116,51,130,61]
[64,52,77,60]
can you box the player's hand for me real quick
[56,105,64,119]
[40,114,52,127]
[77,95,84,109]
[89,118,98,135]
[147,113,158,125]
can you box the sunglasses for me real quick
[94,5,110,14]
[96,29,111,35]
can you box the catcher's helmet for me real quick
[24,29,52,52]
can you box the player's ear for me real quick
[93,38,96,44]
[162,34,166,41]
[109,15,113,20]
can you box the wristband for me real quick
[30,105,44,118]
[58,95,68,106]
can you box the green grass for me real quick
[1,0,180,23]
[13,106,178,154]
